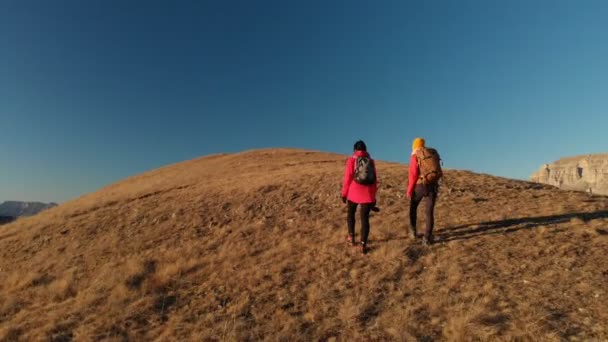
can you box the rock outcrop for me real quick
[530,154,608,195]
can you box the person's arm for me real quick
[341,158,354,201]
[407,154,419,198]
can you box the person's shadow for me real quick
[437,210,608,243]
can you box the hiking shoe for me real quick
[346,235,356,246]
[358,242,368,255]
[408,227,417,239]
[422,236,434,246]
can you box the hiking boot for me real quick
[422,236,434,246]
[346,235,356,246]
[408,227,417,239]
[358,242,368,255]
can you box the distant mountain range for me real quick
[0,215,15,225]
[0,201,57,220]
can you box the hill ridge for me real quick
[1,149,607,341]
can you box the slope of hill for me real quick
[0,201,58,218]
[1,149,607,341]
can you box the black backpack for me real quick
[354,157,376,185]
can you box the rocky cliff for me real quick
[530,154,608,195]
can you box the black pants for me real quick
[347,201,372,245]
[409,184,437,240]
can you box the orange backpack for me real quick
[415,147,443,185]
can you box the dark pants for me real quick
[347,201,372,245]
[409,184,437,240]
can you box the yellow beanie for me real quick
[412,137,425,151]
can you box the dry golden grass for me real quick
[0,148,607,341]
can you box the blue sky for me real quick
[1,0,607,203]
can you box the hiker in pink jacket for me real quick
[341,140,378,254]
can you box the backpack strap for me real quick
[414,149,424,184]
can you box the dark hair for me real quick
[353,140,367,152]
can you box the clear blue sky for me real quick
[2,0,607,203]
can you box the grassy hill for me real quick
[1,149,607,341]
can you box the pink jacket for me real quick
[407,152,419,198]
[341,151,378,204]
